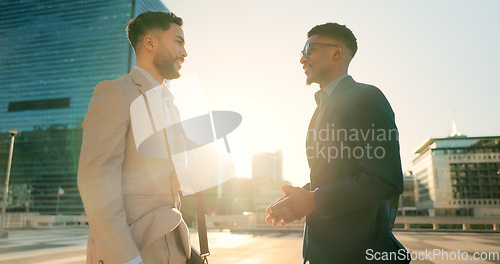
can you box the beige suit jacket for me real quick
[78,68,190,264]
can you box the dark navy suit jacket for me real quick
[303,76,410,264]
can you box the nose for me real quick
[180,45,187,58]
[300,55,307,65]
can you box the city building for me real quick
[398,171,416,216]
[250,150,289,213]
[252,150,282,180]
[0,0,169,215]
[413,136,500,217]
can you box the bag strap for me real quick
[195,191,210,263]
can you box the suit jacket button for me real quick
[98,261,103,264]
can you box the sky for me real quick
[162,0,500,186]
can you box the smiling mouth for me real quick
[175,59,184,67]
[303,65,311,74]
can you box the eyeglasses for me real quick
[301,42,339,58]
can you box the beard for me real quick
[305,67,326,86]
[306,73,316,85]
[306,76,313,85]
[304,64,315,85]
[153,48,181,80]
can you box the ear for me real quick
[142,34,155,52]
[332,46,344,59]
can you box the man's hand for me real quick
[265,184,316,226]
[265,184,298,226]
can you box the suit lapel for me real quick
[320,76,354,127]
[129,68,167,129]
[128,68,173,159]
[306,76,355,169]
[306,107,320,168]
[129,68,152,96]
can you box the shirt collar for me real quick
[322,74,349,96]
[133,66,174,100]
[133,66,162,87]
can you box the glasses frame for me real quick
[301,42,339,58]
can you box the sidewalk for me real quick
[0,228,87,264]
[0,228,303,264]
[1,227,500,264]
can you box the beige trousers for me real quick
[140,228,187,264]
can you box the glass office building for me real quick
[0,0,168,214]
[413,136,500,217]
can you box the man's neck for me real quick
[319,70,348,89]
[135,63,164,84]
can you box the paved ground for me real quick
[0,228,499,263]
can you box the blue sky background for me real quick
[163,0,500,185]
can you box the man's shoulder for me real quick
[344,79,392,108]
[92,73,137,98]
[96,73,134,90]
[350,79,380,93]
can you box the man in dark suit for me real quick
[265,23,410,263]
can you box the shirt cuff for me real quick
[123,255,142,264]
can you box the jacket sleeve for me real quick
[78,80,140,262]
[313,86,404,218]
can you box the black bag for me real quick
[187,246,204,264]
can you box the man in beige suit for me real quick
[78,12,190,264]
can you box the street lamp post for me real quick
[1,130,20,239]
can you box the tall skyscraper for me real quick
[250,150,285,211]
[413,136,500,217]
[0,0,169,214]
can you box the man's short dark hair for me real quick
[308,23,358,57]
[127,11,183,50]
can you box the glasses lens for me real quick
[303,43,310,58]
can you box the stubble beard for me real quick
[154,49,180,80]
[306,73,316,85]
[306,68,327,86]
[305,65,316,85]
[306,77,313,85]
